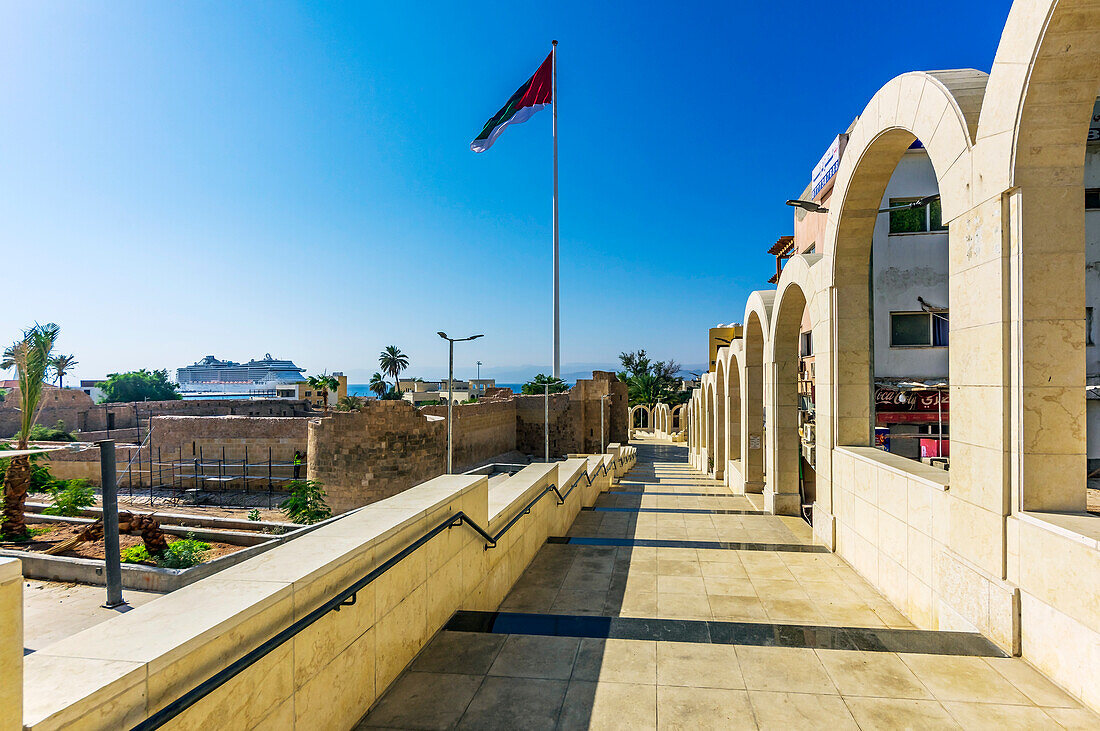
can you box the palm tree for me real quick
[2,322,60,538]
[306,373,339,412]
[368,372,389,397]
[336,395,363,411]
[49,353,78,389]
[379,346,409,395]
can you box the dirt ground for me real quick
[0,523,246,563]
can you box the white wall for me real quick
[873,149,950,380]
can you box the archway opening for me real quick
[771,283,815,519]
[744,313,766,493]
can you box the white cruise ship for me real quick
[176,354,306,396]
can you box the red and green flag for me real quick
[470,50,553,153]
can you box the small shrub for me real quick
[280,479,331,524]
[25,421,76,442]
[247,509,261,522]
[42,479,95,517]
[157,533,210,569]
[121,544,152,564]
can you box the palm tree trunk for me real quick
[2,456,30,537]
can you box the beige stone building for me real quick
[690,0,1100,710]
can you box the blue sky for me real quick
[0,1,1011,382]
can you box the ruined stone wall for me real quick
[420,398,517,471]
[149,415,311,464]
[515,393,579,456]
[307,401,446,513]
[590,371,630,444]
[0,390,312,440]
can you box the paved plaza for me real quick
[358,439,1098,729]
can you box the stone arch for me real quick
[705,376,717,473]
[671,403,685,432]
[825,70,984,447]
[766,255,821,515]
[714,354,728,480]
[629,404,651,432]
[719,343,743,488]
[742,291,775,494]
[977,0,1100,512]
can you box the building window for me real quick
[1088,307,1095,346]
[305,391,312,397]
[800,331,813,357]
[888,197,947,234]
[1087,188,1100,210]
[890,311,949,347]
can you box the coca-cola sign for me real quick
[875,387,948,413]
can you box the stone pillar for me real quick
[1,557,23,731]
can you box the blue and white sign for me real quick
[811,134,846,200]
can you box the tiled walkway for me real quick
[358,439,1098,729]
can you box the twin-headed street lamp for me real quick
[438,332,484,474]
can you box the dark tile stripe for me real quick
[583,506,766,515]
[546,536,829,553]
[444,610,1008,658]
[606,490,742,497]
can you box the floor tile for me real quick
[410,631,506,675]
[748,690,859,730]
[359,671,483,730]
[842,697,960,730]
[898,653,1032,705]
[983,657,1084,708]
[656,641,744,689]
[558,681,656,730]
[941,700,1067,728]
[574,638,657,684]
[815,649,933,699]
[657,685,757,730]
[734,645,837,694]
[487,634,579,680]
[458,676,568,731]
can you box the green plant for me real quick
[280,479,331,524]
[521,374,568,395]
[98,369,181,403]
[617,350,687,407]
[42,479,95,517]
[121,544,153,564]
[306,373,340,412]
[24,420,76,442]
[247,508,261,521]
[379,346,410,395]
[368,371,389,397]
[415,399,443,407]
[2,322,61,538]
[335,395,363,411]
[49,353,78,389]
[157,533,211,569]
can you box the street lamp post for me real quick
[438,332,484,474]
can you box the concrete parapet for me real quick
[1,558,22,731]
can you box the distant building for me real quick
[275,373,348,409]
[397,378,496,405]
[79,379,107,403]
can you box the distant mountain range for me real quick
[344,362,707,385]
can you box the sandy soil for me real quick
[0,523,246,563]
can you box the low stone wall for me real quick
[1,558,20,730]
[308,401,446,513]
[16,447,634,729]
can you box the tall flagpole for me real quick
[551,40,560,380]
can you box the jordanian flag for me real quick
[471,50,553,153]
